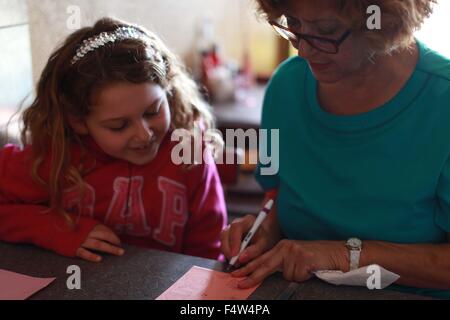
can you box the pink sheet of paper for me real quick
[156,266,259,300]
[0,269,56,300]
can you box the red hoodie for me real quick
[0,134,227,259]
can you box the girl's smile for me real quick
[128,135,159,158]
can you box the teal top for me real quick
[255,40,450,299]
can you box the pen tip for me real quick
[226,263,235,272]
[265,199,274,210]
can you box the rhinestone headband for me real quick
[70,26,147,65]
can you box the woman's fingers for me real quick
[232,249,272,278]
[221,215,256,259]
[220,225,233,259]
[76,247,102,263]
[232,240,312,288]
[82,238,125,256]
[229,215,256,257]
[283,255,296,282]
[238,237,269,264]
[233,249,282,289]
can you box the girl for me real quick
[0,17,227,262]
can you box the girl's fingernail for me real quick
[119,249,125,255]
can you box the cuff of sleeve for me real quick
[48,216,99,258]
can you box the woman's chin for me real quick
[311,71,342,84]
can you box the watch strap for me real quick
[349,249,360,270]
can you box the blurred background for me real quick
[0,0,280,113]
[1,0,449,219]
[2,0,450,128]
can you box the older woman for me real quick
[221,0,450,298]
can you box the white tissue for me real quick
[314,264,400,289]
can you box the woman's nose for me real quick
[297,39,317,59]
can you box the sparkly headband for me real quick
[70,26,147,65]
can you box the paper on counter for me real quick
[0,269,56,300]
[156,266,259,300]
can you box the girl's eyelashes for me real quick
[143,112,157,119]
[143,105,160,118]
[109,122,128,132]
[107,105,161,132]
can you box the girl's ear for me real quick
[68,116,89,135]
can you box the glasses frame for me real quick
[269,20,351,54]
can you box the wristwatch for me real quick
[346,238,362,271]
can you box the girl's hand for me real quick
[231,240,349,288]
[76,224,124,262]
[220,213,281,267]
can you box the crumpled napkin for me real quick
[313,264,400,289]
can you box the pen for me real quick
[227,199,274,270]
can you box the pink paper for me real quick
[156,266,259,300]
[0,269,56,300]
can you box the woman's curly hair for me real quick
[254,0,437,53]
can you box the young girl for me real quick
[0,18,227,262]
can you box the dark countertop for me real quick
[0,242,433,300]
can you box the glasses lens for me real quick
[278,15,289,28]
[270,16,343,54]
[304,37,337,53]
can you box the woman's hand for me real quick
[76,224,124,262]
[231,239,349,288]
[220,213,281,267]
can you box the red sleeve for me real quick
[0,144,99,257]
[183,149,227,260]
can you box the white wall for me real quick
[0,0,33,112]
[27,0,278,84]
[415,1,450,58]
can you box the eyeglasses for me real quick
[269,19,351,54]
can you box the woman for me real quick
[221,0,450,299]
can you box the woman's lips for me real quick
[309,61,332,72]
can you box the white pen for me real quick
[228,199,274,269]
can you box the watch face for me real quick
[347,238,362,248]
